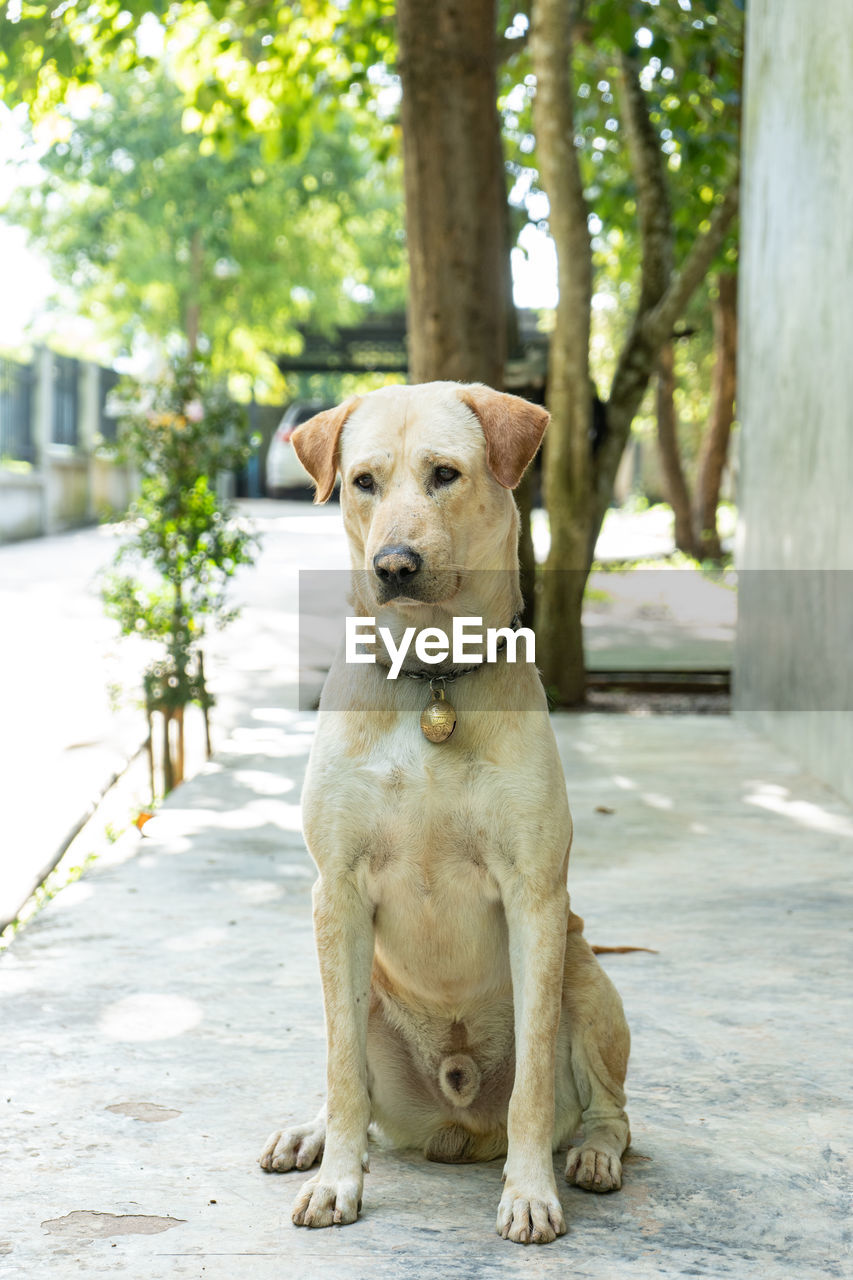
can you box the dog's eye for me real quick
[433,466,459,487]
[354,473,375,493]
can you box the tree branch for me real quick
[643,174,740,351]
[596,168,739,532]
[619,50,673,312]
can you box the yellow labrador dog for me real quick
[260,382,630,1244]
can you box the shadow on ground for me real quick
[1,679,850,1277]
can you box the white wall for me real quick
[735,0,853,800]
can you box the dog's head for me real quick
[292,382,549,611]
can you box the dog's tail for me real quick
[438,1053,481,1108]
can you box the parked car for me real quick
[266,401,331,498]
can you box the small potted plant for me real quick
[102,355,258,794]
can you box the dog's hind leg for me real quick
[564,1034,630,1192]
[560,925,631,1194]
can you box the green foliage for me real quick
[516,1,743,307]
[0,1,398,141]
[3,60,405,392]
[582,0,742,250]
[102,355,257,712]
[3,0,740,423]
[500,0,742,390]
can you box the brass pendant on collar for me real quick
[420,685,457,743]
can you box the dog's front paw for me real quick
[259,1117,325,1173]
[291,1170,363,1228]
[565,1144,622,1192]
[496,1183,566,1245]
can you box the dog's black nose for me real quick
[373,544,423,588]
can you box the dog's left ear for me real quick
[291,397,361,503]
[458,385,550,489]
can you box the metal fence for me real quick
[99,366,121,442]
[0,352,123,462]
[52,354,79,446]
[0,357,35,464]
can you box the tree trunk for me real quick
[515,470,536,625]
[531,0,594,704]
[656,341,698,556]
[589,48,676,549]
[393,0,740,705]
[694,269,738,559]
[396,0,507,386]
[528,15,739,701]
[591,182,738,562]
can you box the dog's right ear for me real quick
[291,398,361,504]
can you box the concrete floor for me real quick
[0,501,345,929]
[0,499,733,930]
[1,704,851,1279]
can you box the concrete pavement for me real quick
[0,500,345,930]
[0,499,733,930]
[1,658,851,1277]
[0,522,146,929]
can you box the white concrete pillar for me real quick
[735,0,853,802]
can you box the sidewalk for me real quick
[0,500,343,930]
[1,691,851,1276]
[0,500,732,931]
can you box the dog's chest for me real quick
[359,740,511,1001]
[370,754,502,900]
[304,707,567,1005]
[307,721,507,901]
